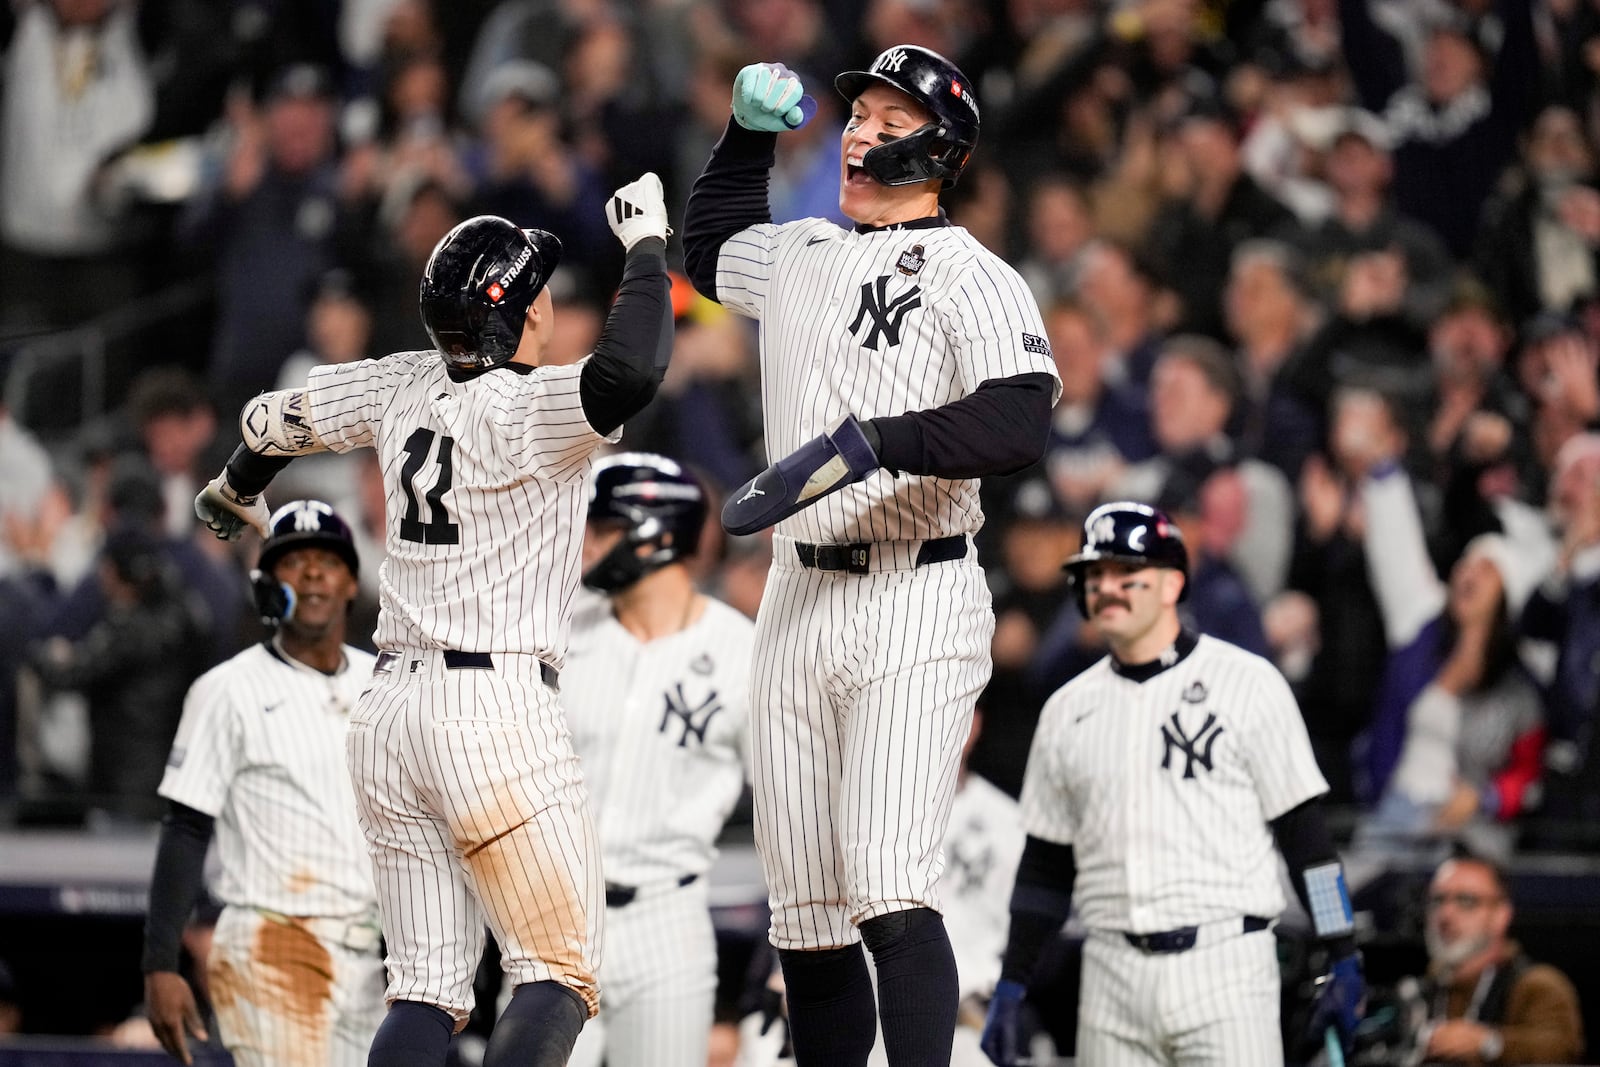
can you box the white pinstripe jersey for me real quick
[1019,635,1327,933]
[562,592,753,886]
[159,641,378,918]
[714,218,1060,542]
[303,352,618,663]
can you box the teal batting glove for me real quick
[731,62,816,132]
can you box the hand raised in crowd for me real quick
[1557,185,1600,246]
[1298,453,1348,543]
[223,87,267,200]
[1541,332,1600,424]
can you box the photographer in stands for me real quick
[1407,853,1584,1064]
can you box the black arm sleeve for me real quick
[579,237,673,438]
[866,372,1056,479]
[224,443,293,498]
[999,835,1077,985]
[142,801,216,974]
[683,118,778,302]
[1270,796,1357,958]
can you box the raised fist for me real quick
[731,63,815,132]
[606,171,670,251]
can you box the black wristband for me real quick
[224,443,292,499]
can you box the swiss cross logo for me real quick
[951,81,963,97]
[486,282,504,302]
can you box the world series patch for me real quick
[896,244,925,276]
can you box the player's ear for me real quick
[1162,569,1186,606]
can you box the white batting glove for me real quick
[194,474,270,541]
[606,172,671,251]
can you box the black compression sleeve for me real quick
[142,801,216,974]
[580,237,672,438]
[866,372,1056,478]
[224,443,293,497]
[1271,796,1357,957]
[683,118,778,302]
[1000,836,1077,985]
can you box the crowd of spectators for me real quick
[5,0,1600,873]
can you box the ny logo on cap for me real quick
[291,500,334,532]
[877,48,908,73]
[1088,514,1117,546]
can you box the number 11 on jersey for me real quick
[399,428,459,545]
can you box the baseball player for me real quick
[561,453,753,1067]
[682,45,1061,1067]
[143,500,382,1067]
[980,502,1366,1067]
[191,173,675,1067]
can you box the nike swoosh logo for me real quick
[806,235,829,246]
[1073,708,1098,725]
[263,702,282,714]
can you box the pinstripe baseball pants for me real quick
[347,649,604,1026]
[567,877,718,1067]
[751,538,994,950]
[207,906,386,1067]
[1077,923,1282,1067]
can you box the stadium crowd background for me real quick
[2,0,1600,1056]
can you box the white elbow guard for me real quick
[240,389,326,457]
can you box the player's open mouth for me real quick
[846,162,875,186]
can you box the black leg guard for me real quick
[860,908,958,1067]
[483,980,588,1067]
[368,1001,454,1067]
[778,943,878,1067]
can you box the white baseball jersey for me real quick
[303,351,618,664]
[298,350,618,1023]
[1022,633,1322,1067]
[713,213,1058,954]
[159,640,378,918]
[714,217,1060,541]
[564,592,753,885]
[159,639,385,1067]
[1020,634,1327,933]
[562,590,753,1067]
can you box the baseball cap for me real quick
[478,60,560,115]
[1521,309,1583,346]
[264,63,334,105]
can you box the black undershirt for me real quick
[684,118,1054,480]
[142,800,215,974]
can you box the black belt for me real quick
[1123,915,1271,954]
[793,535,967,574]
[605,873,699,909]
[377,650,560,691]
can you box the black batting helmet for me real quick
[583,453,708,594]
[252,500,360,624]
[1063,501,1189,614]
[419,215,562,370]
[835,44,980,187]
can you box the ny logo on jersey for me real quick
[660,683,723,747]
[849,276,922,350]
[1160,710,1225,779]
[945,834,994,894]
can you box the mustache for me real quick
[1092,598,1131,614]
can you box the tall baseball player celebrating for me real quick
[683,46,1061,1067]
[562,453,753,1067]
[192,173,675,1067]
[144,500,382,1067]
[980,502,1366,1067]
